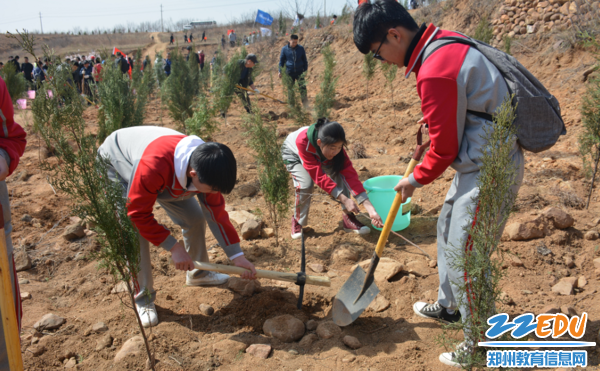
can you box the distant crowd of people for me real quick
[169,30,208,45]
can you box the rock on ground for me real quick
[14,250,32,272]
[299,333,318,348]
[405,260,428,277]
[506,221,544,241]
[236,182,260,198]
[62,223,86,241]
[542,207,574,229]
[511,255,524,267]
[246,344,272,359]
[584,230,599,240]
[577,276,587,288]
[96,334,113,351]
[305,319,317,331]
[261,228,275,238]
[64,358,77,368]
[34,313,66,331]
[316,321,341,340]
[354,257,403,282]
[228,210,258,226]
[27,346,46,356]
[343,335,362,349]
[20,292,31,301]
[428,260,437,268]
[92,322,108,333]
[368,295,391,312]
[199,304,214,315]
[263,314,305,343]
[308,263,326,273]
[212,339,247,361]
[228,277,260,297]
[332,245,360,262]
[241,219,262,240]
[111,281,129,294]
[114,336,144,363]
[552,277,577,296]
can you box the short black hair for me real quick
[353,0,419,54]
[190,142,237,194]
[290,34,299,40]
[245,54,258,63]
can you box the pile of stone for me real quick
[491,0,598,46]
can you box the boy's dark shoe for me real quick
[413,301,461,323]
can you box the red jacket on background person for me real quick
[0,77,27,176]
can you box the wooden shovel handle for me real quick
[193,261,331,287]
[0,205,24,370]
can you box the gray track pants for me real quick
[436,147,524,326]
[285,162,367,226]
[0,180,21,370]
[107,166,209,306]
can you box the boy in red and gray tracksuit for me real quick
[98,126,256,328]
[354,1,525,366]
[0,77,27,369]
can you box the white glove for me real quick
[253,89,260,94]
[84,75,89,79]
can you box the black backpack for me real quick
[422,34,566,153]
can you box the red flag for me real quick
[113,47,132,79]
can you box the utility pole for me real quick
[39,12,43,34]
[161,4,164,32]
[324,0,326,18]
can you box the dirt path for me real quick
[143,32,168,58]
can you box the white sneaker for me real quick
[136,302,158,328]
[186,270,230,286]
[439,341,471,368]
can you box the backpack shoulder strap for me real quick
[422,35,494,122]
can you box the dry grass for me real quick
[349,141,368,159]
[550,186,586,209]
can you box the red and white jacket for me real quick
[404,24,517,188]
[0,77,27,177]
[98,127,242,259]
[282,126,368,204]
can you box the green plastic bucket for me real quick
[363,175,411,232]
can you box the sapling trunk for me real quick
[586,150,599,209]
[362,51,376,114]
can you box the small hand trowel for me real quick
[332,126,430,327]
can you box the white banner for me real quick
[260,27,272,37]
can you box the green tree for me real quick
[185,93,219,140]
[580,66,600,209]
[95,54,152,143]
[213,50,244,115]
[473,17,494,44]
[242,105,290,245]
[503,36,512,56]
[162,48,201,132]
[314,45,338,119]
[362,51,377,108]
[0,62,28,104]
[153,51,167,87]
[278,12,286,35]
[439,96,519,369]
[316,12,321,28]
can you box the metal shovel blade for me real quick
[332,266,380,327]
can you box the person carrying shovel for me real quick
[234,54,259,114]
[98,127,257,328]
[282,118,384,239]
[353,0,525,367]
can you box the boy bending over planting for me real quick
[98,127,256,328]
[353,0,525,367]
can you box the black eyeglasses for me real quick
[372,34,387,61]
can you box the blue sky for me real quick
[1,0,354,33]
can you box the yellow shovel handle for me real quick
[374,158,419,258]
